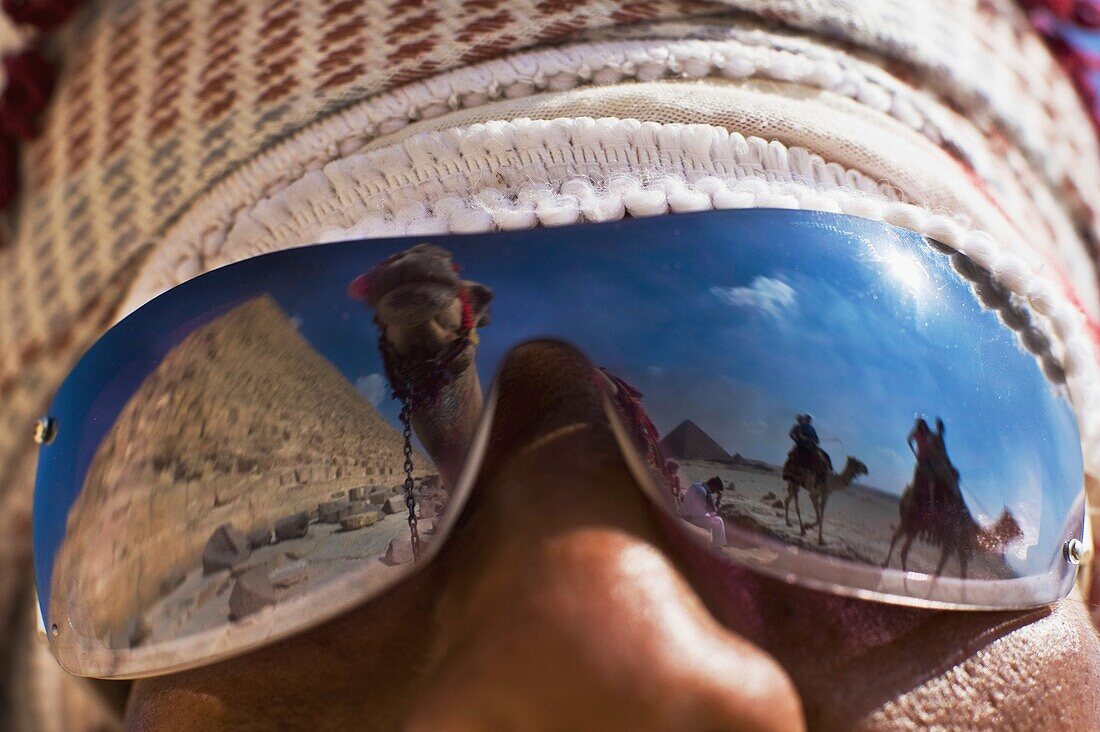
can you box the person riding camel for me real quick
[933,417,962,496]
[786,413,832,478]
[789,414,819,450]
[906,416,960,511]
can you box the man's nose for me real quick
[407,342,803,731]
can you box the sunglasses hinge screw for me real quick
[33,416,57,445]
[1064,538,1087,565]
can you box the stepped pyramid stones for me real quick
[274,512,310,541]
[203,525,251,574]
[248,526,273,549]
[340,511,381,531]
[271,560,309,589]
[318,500,352,524]
[229,567,276,620]
[159,569,186,598]
[383,536,415,565]
[51,295,430,645]
[418,500,438,519]
[659,420,733,462]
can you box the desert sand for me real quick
[141,498,433,645]
[675,458,1015,580]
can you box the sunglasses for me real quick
[33,209,1086,679]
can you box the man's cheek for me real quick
[1086,476,1099,630]
[1089,544,1100,630]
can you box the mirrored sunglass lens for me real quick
[35,271,475,677]
[35,209,1084,678]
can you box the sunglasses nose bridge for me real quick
[456,337,621,478]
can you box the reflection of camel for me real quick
[349,244,492,489]
[882,485,1021,578]
[783,456,868,544]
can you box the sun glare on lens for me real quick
[882,247,930,298]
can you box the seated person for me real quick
[680,476,727,547]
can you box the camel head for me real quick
[840,456,868,484]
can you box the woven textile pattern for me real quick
[0,0,727,488]
[1,1,1099,726]
[713,1,1099,212]
[3,0,1099,492]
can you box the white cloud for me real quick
[356,373,388,406]
[711,276,796,319]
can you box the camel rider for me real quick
[789,414,819,449]
[932,418,962,501]
[907,417,934,505]
[907,416,958,508]
[788,414,833,473]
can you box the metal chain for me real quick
[401,404,421,562]
[379,282,476,564]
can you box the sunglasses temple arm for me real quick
[33,589,130,722]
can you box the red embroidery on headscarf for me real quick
[0,1,80,220]
[0,135,18,208]
[452,263,475,332]
[599,368,683,497]
[2,0,81,31]
[1023,1,1100,132]
[0,48,54,140]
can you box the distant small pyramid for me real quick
[659,419,733,462]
